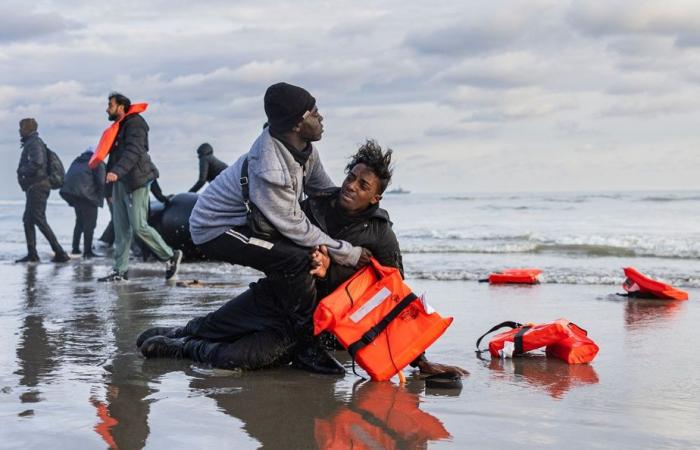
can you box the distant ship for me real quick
[386,186,410,194]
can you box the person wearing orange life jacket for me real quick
[138,141,467,377]
[97,92,182,282]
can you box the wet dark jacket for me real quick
[189,144,228,192]
[60,150,106,208]
[302,189,403,298]
[17,132,49,191]
[106,114,159,192]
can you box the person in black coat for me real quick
[188,143,228,193]
[15,118,70,263]
[60,147,106,258]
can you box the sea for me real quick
[0,190,698,449]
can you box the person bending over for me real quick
[138,141,466,377]
[188,143,227,193]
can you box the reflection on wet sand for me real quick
[624,298,685,329]
[184,369,450,449]
[315,382,450,450]
[14,264,58,416]
[487,356,599,399]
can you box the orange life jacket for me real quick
[476,318,599,364]
[622,267,688,300]
[487,268,542,284]
[88,103,148,169]
[314,383,450,450]
[313,258,453,381]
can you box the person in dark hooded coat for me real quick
[188,143,227,193]
[60,147,106,258]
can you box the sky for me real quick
[1,0,700,197]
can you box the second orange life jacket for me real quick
[314,258,453,381]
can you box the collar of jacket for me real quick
[20,132,39,145]
[268,129,312,166]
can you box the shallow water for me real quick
[1,258,699,449]
[1,191,699,449]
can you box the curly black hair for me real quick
[345,139,394,194]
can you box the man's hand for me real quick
[418,360,469,377]
[356,247,373,267]
[310,245,330,278]
[106,172,118,183]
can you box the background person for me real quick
[15,118,70,263]
[59,146,106,258]
[188,143,228,193]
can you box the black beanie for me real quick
[264,82,316,133]
[196,143,213,156]
[19,118,38,138]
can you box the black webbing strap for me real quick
[347,292,418,378]
[513,326,532,355]
[240,157,251,212]
[475,321,522,354]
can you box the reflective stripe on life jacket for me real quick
[475,318,599,364]
[622,267,688,300]
[88,103,148,169]
[314,258,453,381]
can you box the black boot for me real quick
[292,339,345,375]
[140,336,187,359]
[51,252,71,263]
[82,229,102,258]
[72,222,82,255]
[136,326,185,348]
[15,254,40,263]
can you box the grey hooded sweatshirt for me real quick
[189,129,361,266]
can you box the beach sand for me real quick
[1,257,699,449]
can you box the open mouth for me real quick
[340,191,353,202]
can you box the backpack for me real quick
[46,148,65,189]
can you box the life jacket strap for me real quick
[347,292,418,377]
[475,321,523,353]
[513,325,532,355]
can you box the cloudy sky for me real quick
[1,0,699,197]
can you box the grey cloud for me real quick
[0,9,73,42]
[405,20,524,56]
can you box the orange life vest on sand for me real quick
[475,319,599,364]
[487,268,542,284]
[88,103,149,169]
[314,382,450,450]
[313,258,453,381]
[622,267,689,300]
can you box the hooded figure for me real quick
[188,143,228,193]
[60,147,106,258]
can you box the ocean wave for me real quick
[640,195,700,202]
[407,269,700,287]
[400,237,700,259]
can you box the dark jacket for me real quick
[17,132,49,191]
[302,189,403,298]
[60,150,106,208]
[106,114,159,192]
[189,144,228,192]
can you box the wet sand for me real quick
[1,258,699,449]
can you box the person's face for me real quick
[338,163,382,215]
[106,98,125,122]
[295,106,324,142]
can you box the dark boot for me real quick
[82,229,101,258]
[136,326,185,348]
[292,339,345,375]
[51,252,71,263]
[15,254,40,263]
[140,336,187,359]
[22,221,38,261]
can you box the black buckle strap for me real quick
[347,292,418,361]
[475,321,522,354]
[513,325,532,356]
[240,158,251,213]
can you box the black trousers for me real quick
[198,227,316,338]
[182,287,296,370]
[23,184,63,256]
[71,199,98,252]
